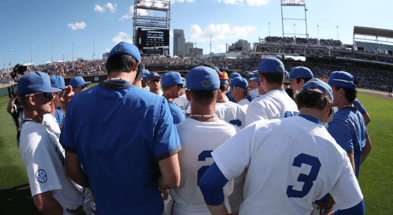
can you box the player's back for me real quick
[238,116,361,214]
[170,118,236,215]
[245,89,298,126]
[216,101,247,129]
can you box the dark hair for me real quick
[219,83,228,92]
[296,78,312,84]
[19,95,28,108]
[260,73,284,85]
[334,86,357,103]
[105,54,137,74]
[242,88,249,98]
[285,88,294,100]
[190,90,218,106]
[296,89,331,111]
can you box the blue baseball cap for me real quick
[229,72,241,80]
[186,66,220,90]
[147,73,161,82]
[230,77,248,89]
[50,75,65,90]
[108,41,141,61]
[290,67,314,79]
[162,72,186,87]
[250,71,260,82]
[328,71,356,89]
[246,71,254,80]
[69,76,91,89]
[142,69,150,78]
[258,57,285,74]
[302,78,333,101]
[18,72,62,96]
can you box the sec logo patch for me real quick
[35,169,47,183]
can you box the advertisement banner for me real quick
[281,0,306,5]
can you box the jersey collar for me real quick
[299,115,323,125]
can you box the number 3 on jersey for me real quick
[286,153,321,198]
[197,150,213,186]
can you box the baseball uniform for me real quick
[216,101,247,129]
[173,93,189,114]
[170,118,236,215]
[205,115,364,214]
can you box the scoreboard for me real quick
[137,28,169,55]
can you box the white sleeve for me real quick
[246,102,268,126]
[21,127,63,197]
[237,105,247,129]
[329,155,364,210]
[212,124,255,180]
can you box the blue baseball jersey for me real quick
[54,107,64,126]
[168,102,186,124]
[60,81,181,215]
[328,106,368,178]
[353,99,367,115]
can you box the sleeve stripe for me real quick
[156,145,182,161]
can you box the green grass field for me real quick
[0,92,392,214]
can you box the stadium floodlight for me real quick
[281,0,308,39]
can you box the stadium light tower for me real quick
[281,0,308,39]
[72,42,74,62]
[93,41,96,60]
[51,43,53,63]
[133,0,171,56]
[337,26,339,40]
[9,47,12,68]
[269,23,271,37]
[31,46,33,63]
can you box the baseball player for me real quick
[18,72,87,215]
[147,72,163,95]
[61,42,181,214]
[142,69,150,90]
[162,71,186,124]
[69,76,91,94]
[389,86,392,97]
[245,57,298,126]
[353,99,371,126]
[229,77,250,106]
[169,66,236,215]
[248,70,260,100]
[50,75,67,128]
[199,78,365,215]
[289,66,314,97]
[225,72,242,103]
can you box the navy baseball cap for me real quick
[69,77,91,89]
[18,72,62,96]
[230,77,248,89]
[328,71,356,89]
[302,78,333,101]
[50,75,65,90]
[186,66,220,90]
[108,41,141,61]
[229,72,241,80]
[162,72,186,87]
[258,57,285,74]
[142,69,150,78]
[147,73,161,82]
[290,67,314,79]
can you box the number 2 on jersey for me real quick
[197,150,213,186]
[286,153,321,198]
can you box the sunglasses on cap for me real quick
[230,86,241,91]
[177,84,185,89]
[150,79,160,83]
[25,92,54,99]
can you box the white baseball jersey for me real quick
[246,89,298,126]
[170,118,236,215]
[238,98,250,106]
[249,88,259,100]
[43,114,61,138]
[173,94,190,114]
[216,101,247,129]
[20,121,85,215]
[212,116,363,215]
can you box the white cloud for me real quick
[119,6,149,21]
[94,2,117,13]
[190,24,256,42]
[246,0,270,5]
[171,0,195,4]
[214,44,227,52]
[104,48,110,53]
[67,21,87,30]
[112,32,133,44]
[216,0,243,4]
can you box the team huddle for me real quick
[15,41,370,215]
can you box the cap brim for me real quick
[44,87,62,93]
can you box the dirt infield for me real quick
[358,89,393,102]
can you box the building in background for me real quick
[174,29,186,56]
[228,39,251,53]
[189,47,203,57]
[186,42,194,56]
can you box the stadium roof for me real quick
[354,26,393,39]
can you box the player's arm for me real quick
[199,163,230,215]
[361,135,371,165]
[362,112,371,126]
[327,199,365,215]
[33,191,63,215]
[157,153,181,189]
[65,151,90,188]
[7,97,16,114]
[347,153,355,173]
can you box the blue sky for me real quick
[1,0,392,68]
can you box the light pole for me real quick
[9,47,12,68]
[337,26,339,40]
[93,41,96,60]
[317,24,319,40]
[269,23,270,37]
[31,46,33,63]
[51,43,53,63]
[72,42,74,61]
[294,23,296,38]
